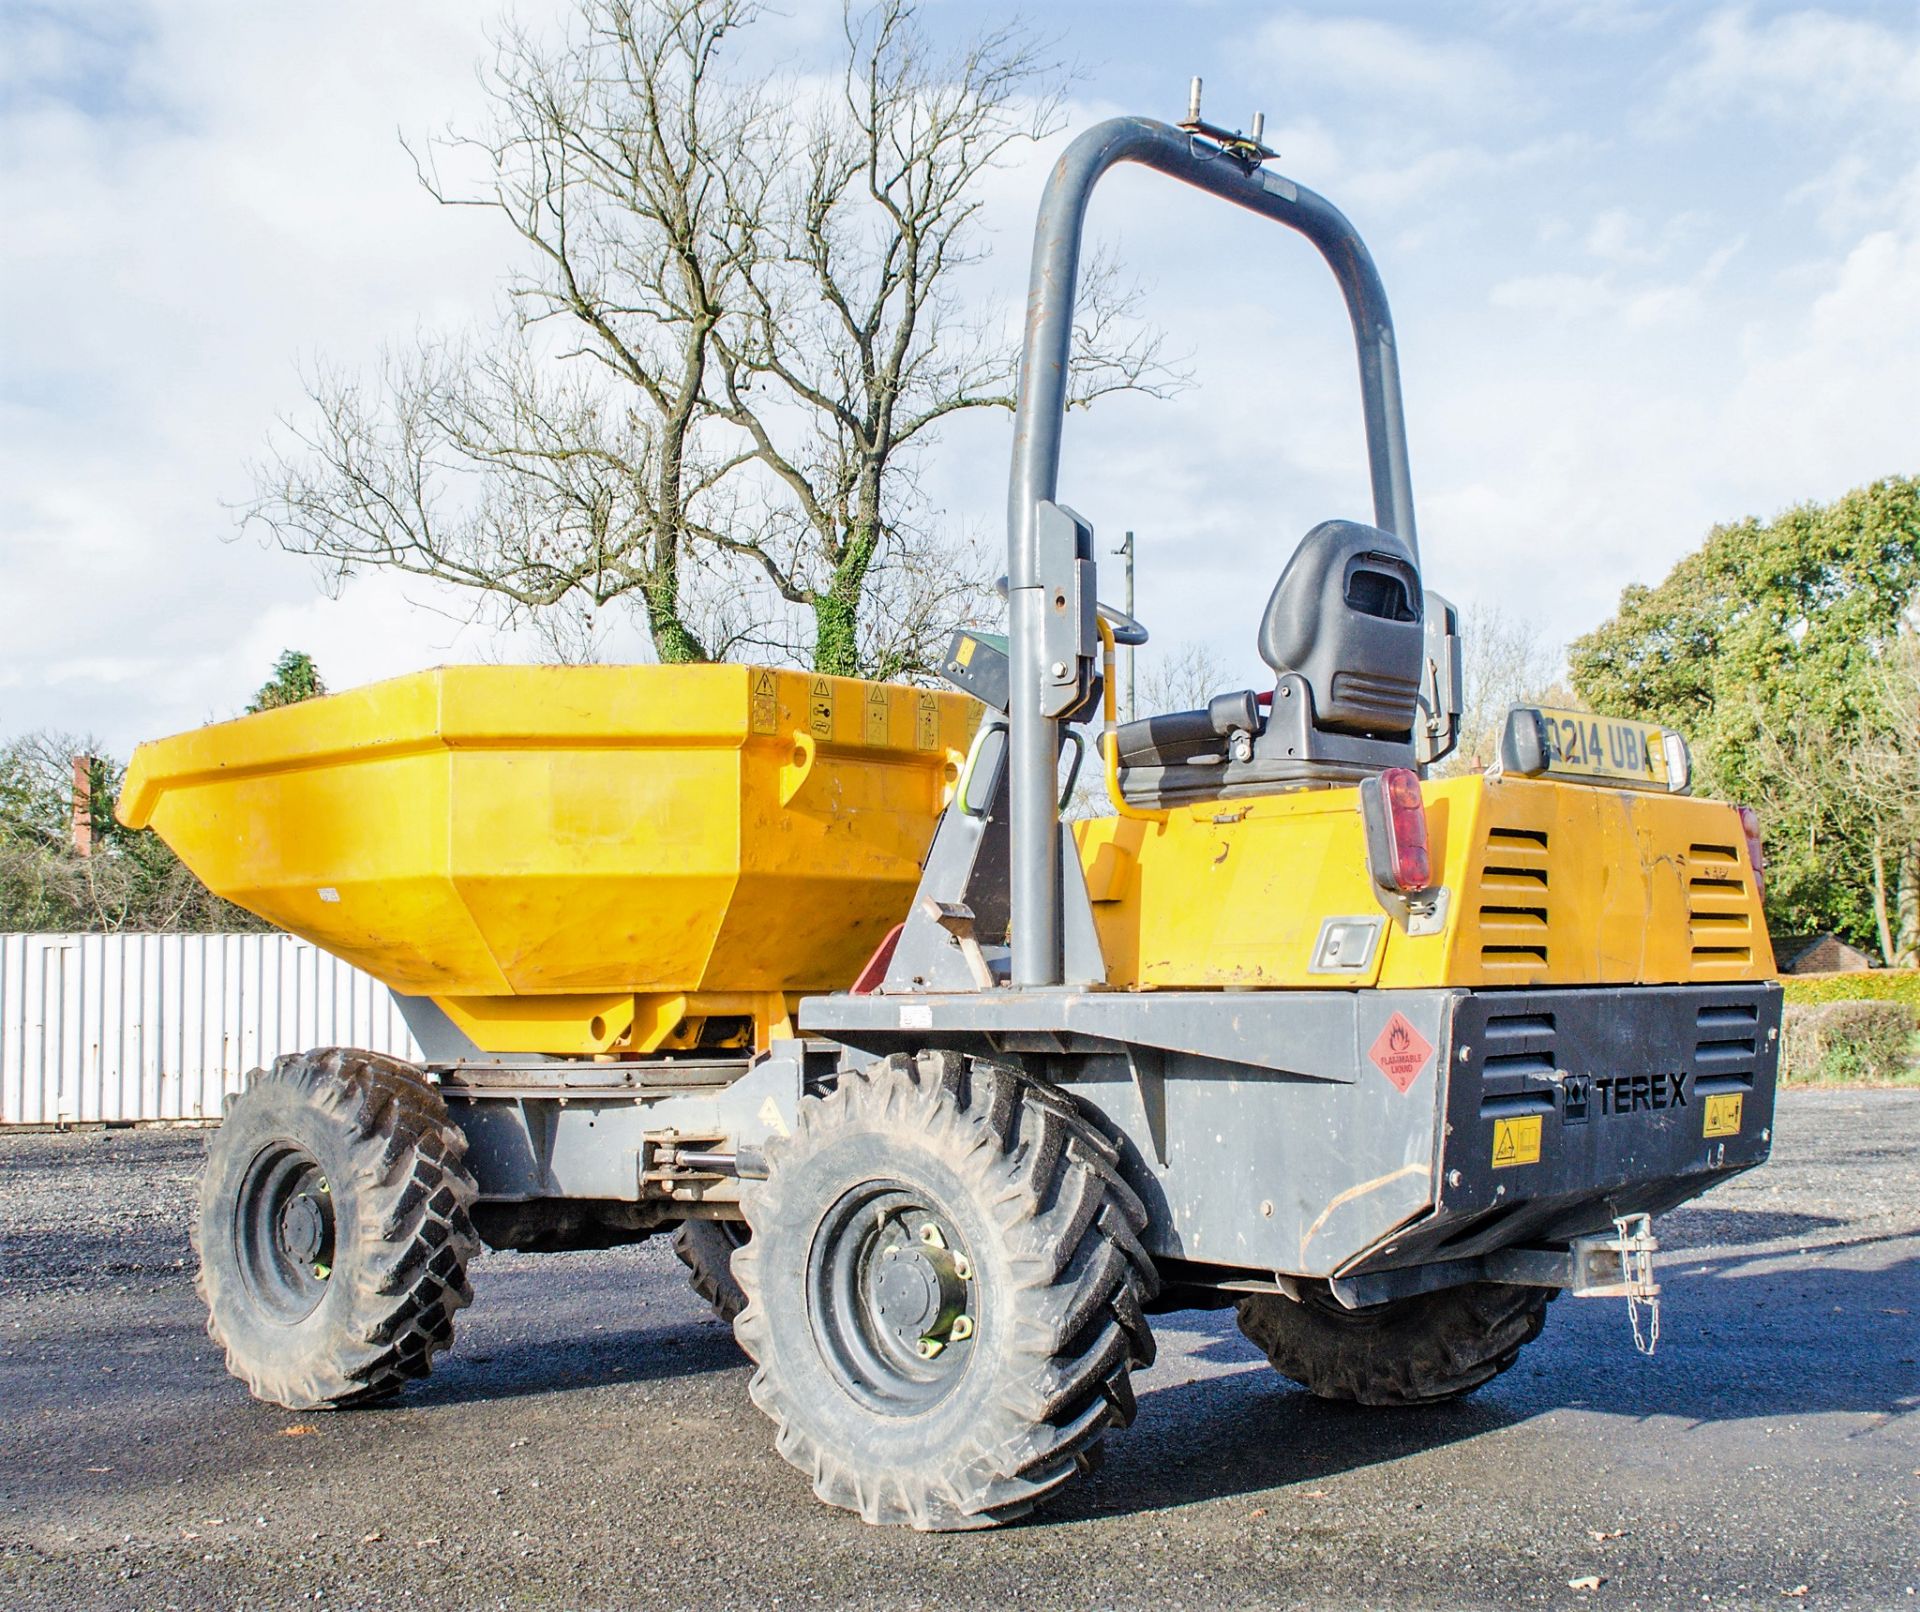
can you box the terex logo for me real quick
[1561,1074,1591,1124]
[1593,1071,1688,1116]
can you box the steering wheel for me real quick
[1097,600,1149,646]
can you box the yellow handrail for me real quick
[1096,616,1170,822]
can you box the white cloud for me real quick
[3,0,1917,761]
[1252,12,1524,119]
[1664,6,1920,125]
[1488,235,1743,328]
[0,3,552,752]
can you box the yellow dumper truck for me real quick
[123,105,1778,1531]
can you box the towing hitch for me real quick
[1332,1213,1663,1356]
[1487,1213,1662,1356]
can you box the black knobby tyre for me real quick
[732,1050,1158,1530]
[672,1219,750,1323]
[1236,1280,1552,1406]
[195,1047,480,1410]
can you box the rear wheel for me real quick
[195,1048,479,1410]
[1236,1280,1552,1406]
[673,1219,749,1322]
[733,1051,1157,1530]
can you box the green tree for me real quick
[0,732,268,933]
[248,650,327,713]
[1569,475,1920,955]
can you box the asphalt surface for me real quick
[2,1089,1915,1612]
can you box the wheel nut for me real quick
[949,1314,975,1342]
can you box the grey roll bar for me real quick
[1005,115,1420,988]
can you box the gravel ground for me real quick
[1,1089,1915,1611]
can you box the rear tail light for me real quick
[1737,805,1766,897]
[1361,766,1433,893]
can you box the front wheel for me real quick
[195,1048,479,1410]
[1236,1280,1552,1406]
[733,1051,1157,1530]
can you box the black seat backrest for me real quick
[1257,519,1423,738]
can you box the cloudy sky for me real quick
[3,0,1916,753]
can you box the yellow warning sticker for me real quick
[751,668,778,735]
[955,635,976,668]
[864,683,890,747]
[1492,1114,1542,1168]
[915,690,940,752]
[808,677,834,740]
[1702,1092,1744,1138]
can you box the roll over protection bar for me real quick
[1005,115,1420,987]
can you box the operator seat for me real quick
[1113,519,1427,807]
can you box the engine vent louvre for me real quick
[1480,1010,1558,1101]
[1687,842,1754,973]
[1480,827,1550,973]
[1694,998,1759,1090]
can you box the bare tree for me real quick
[1436,603,1563,776]
[1137,640,1233,715]
[705,1,1180,675]
[247,0,765,663]
[245,0,1176,675]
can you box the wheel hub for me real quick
[279,1193,327,1262]
[808,1185,980,1414]
[874,1233,968,1350]
[234,1143,337,1323]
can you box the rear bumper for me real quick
[1339,981,1781,1284]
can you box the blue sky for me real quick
[2,0,1916,751]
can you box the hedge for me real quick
[1780,1001,1920,1085]
[1779,969,1920,1007]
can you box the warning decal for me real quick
[1702,1092,1744,1138]
[1492,1114,1542,1168]
[751,669,778,735]
[915,690,940,751]
[809,677,834,740]
[865,683,890,747]
[1367,1011,1434,1094]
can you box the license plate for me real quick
[1524,706,1670,787]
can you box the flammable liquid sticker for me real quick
[1368,1011,1434,1094]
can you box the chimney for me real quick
[71,755,94,859]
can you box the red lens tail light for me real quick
[1381,767,1432,891]
[1737,805,1766,897]
[1362,765,1432,893]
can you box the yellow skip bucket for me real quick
[119,665,977,1056]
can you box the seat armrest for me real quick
[1208,690,1261,737]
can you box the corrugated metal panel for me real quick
[0,932,421,1126]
